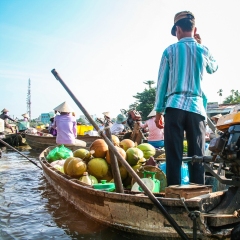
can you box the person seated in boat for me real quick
[139,109,164,148]
[22,113,29,122]
[110,114,127,135]
[102,111,113,127]
[0,108,17,133]
[53,101,86,147]
[49,117,57,136]
[211,114,222,125]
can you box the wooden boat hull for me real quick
[0,133,26,147]
[25,133,101,150]
[39,147,236,239]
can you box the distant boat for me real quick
[25,133,101,150]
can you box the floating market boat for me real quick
[0,132,26,147]
[25,133,101,150]
[39,146,240,239]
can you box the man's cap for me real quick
[211,114,222,120]
[116,114,127,124]
[147,109,156,118]
[1,108,9,113]
[54,101,74,113]
[22,113,29,118]
[171,11,195,36]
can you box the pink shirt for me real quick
[53,114,77,144]
[140,117,164,141]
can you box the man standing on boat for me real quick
[0,108,17,133]
[154,11,218,186]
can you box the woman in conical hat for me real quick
[52,101,86,147]
[22,113,29,121]
[139,109,164,148]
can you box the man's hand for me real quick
[194,33,202,44]
[155,113,163,129]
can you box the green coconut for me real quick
[126,147,144,166]
[137,143,156,159]
[87,158,109,179]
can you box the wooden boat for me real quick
[39,147,238,239]
[25,133,101,150]
[0,132,27,147]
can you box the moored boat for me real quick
[39,147,239,239]
[25,133,101,150]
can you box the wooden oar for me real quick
[0,138,42,169]
[51,69,189,240]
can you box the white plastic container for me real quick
[0,119,4,132]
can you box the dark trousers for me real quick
[164,108,206,186]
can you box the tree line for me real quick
[128,86,240,121]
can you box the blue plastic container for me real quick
[159,162,189,185]
[18,121,29,131]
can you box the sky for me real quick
[1,0,239,120]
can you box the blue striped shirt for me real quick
[154,37,218,119]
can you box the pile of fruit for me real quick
[47,136,156,188]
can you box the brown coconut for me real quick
[90,139,108,158]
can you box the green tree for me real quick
[131,87,156,120]
[223,90,240,104]
[77,117,87,125]
[143,80,155,89]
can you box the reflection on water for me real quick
[0,147,152,240]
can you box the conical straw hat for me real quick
[102,112,111,118]
[211,114,222,120]
[22,113,29,118]
[147,109,156,118]
[1,108,9,113]
[54,101,74,112]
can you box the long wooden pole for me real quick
[51,69,189,240]
[0,139,42,169]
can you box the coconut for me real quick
[105,146,126,165]
[137,143,156,159]
[66,158,87,178]
[132,164,143,173]
[111,135,120,146]
[90,139,108,158]
[119,139,135,151]
[87,158,109,179]
[126,147,144,166]
[63,157,76,175]
[98,168,113,182]
[119,165,128,180]
[73,148,93,162]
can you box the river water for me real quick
[0,146,148,240]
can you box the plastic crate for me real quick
[77,125,94,135]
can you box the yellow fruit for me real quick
[132,164,143,173]
[90,139,108,158]
[119,139,135,151]
[119,165,128,180]
[66,158,87,178]
[63,157,75,175]
[126,147,144,166]
[73,148,92,161]
[98,168,113,182]
[87,158,109,179]
[105,146,126,165]
[111,135,120,146]
[137,143,156,159]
